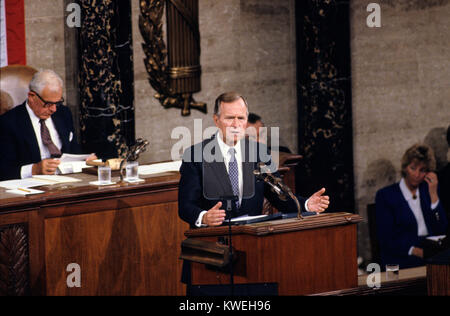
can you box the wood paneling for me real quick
[427,264,450,296]
[44,201,185,295]
[0,224,30,296]
[187,214,360,295]
[0,172,188,295]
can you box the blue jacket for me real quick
[0,102,80,180]
[375,182,448,269]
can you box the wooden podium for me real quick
[183,212,362,295]
[427,248,450,295]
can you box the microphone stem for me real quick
[288,190,303,220]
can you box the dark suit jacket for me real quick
[438,163,450,233]
[375,182,448,269]
[0,102,80,180]
[178,135,306,227]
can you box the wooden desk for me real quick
[312,266,427,296]
[0,171,188,295]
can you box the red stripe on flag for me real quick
[5,0,26,65]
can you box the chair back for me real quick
[0,65,38,115]
[367,203,381,264]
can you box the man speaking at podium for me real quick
[178,92,330,227]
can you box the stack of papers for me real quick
[0,175,81,190]
[138,161,182,175]
[58,154,94,174]
[0,178,49,190]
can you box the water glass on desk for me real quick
[386,264,399,280]
[125,161,139,181]
[98,166,111,184]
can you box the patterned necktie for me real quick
[39,119,62,158]
[228,148,240,209]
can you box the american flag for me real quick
[0,0,26,67]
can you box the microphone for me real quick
[253,163,303,219]
[253,167,287,200]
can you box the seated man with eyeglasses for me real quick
[0,69,95,180]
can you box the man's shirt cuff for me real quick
[195,210,208,227]
[21,164,33,179]
[431,200,439,210]
[304,198,311,212]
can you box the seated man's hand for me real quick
[202,202,226,226]
[32,158,61,175]
[307,188,330,213]
[85,153,98,162]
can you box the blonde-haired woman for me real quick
[376,144,448,269]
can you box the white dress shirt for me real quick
[20,103,62,178]
[216,133,244,205]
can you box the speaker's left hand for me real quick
[307,188,330,213]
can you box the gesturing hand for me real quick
[202,202,226,226]
[424,172,439,204]
[306,188,330,213]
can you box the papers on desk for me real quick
[0,178,48,189]
[32,175,82,184]
[58,153,94,174]
[138,160,182,175]
[0,175,81,190]
[229,214,268,223]
[224,213,284,225]
[6,188,45,196]
[60,154,93,162]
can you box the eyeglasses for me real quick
[31,90,64,108]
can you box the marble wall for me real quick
[24,0,79,131]
[132,0,298,162]
[24,0,298,162]
[24,0,65,80]
[351,0,450,262]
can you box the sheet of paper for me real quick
[58,161,90,174]
[54,154,94,174]
[59,153,92,162]
[32,175,82,184]
[228,214,268,222]
[138,161,182,175]
[6,188,45,195]
[0,178,52,189]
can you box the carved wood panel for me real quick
[0,224,30,296]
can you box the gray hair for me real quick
[214,92,249,117]
[29,69,63,94]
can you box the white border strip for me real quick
[0,0,8,67]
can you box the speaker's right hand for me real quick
[202,202,226,226]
